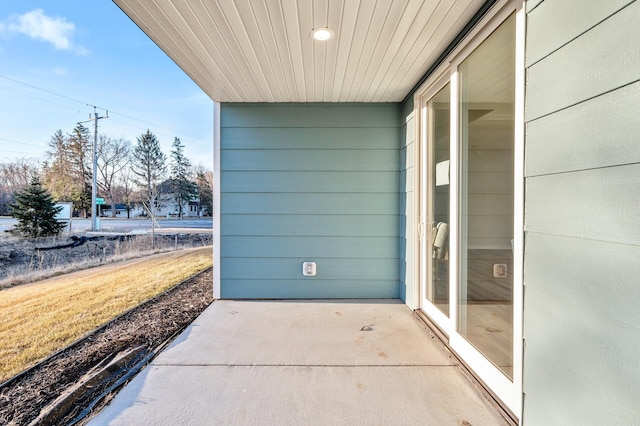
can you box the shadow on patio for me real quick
[89,299,509,425]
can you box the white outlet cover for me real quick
[302,262,316,276]
[493,263,508,278]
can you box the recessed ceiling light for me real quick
[310,28,333,41]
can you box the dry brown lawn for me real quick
[0,246,213,382]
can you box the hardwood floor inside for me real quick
[428,249,514,379]
[464,249,514,378]
[463,302,513,378]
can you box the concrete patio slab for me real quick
[153,299,455,367]
[89,300,508,425]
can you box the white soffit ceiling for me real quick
[113,0,486,103]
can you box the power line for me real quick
[0,74,105,111]
[0,87,84,114]
[108,112,206,141]
[0,74,211,143]
[0,148,42,156]
[0,137,45,149]
[108,117,210,146]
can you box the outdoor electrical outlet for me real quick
[493,264,508,278]
[302,262,317,276]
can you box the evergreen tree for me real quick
[9,176,65,239]
[67,124,92,216]
[131,130,166,217]
[43,129,73,202]
[195,168,213,216]
[43,125,92,217]
[170,137,197,217]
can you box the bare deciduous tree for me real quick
[97,135,131,217]
[0,158,40,215]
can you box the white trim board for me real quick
[213,101,221,299]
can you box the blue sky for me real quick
[0,1,213,167]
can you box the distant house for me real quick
[101,203,129,218]
[102,194,202,219]
[152,196,201,218]
[154,179,201,218]
[114,1,640,424]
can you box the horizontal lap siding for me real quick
[220,103,401,299]
[524,1,640,424]
[222,216,398,237]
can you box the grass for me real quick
[0,246,213,383]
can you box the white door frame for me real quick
[414,0,525,419]
[418,69,455,333]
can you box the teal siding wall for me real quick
[399,98,416,306]
[524,1,640,424]
[220,103,401,299]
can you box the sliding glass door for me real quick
[417,4,523,418]
[458,13,515,380]
[421,83,451,318]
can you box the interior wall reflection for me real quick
[458,14,516,379]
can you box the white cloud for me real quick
[2,9,87,54]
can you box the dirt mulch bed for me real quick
[0,267,214,425]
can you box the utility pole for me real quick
[80,107,108,231]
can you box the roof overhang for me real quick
[113,0,489,103]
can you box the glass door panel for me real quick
[426,84,451,316]
[458,14,515,379]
